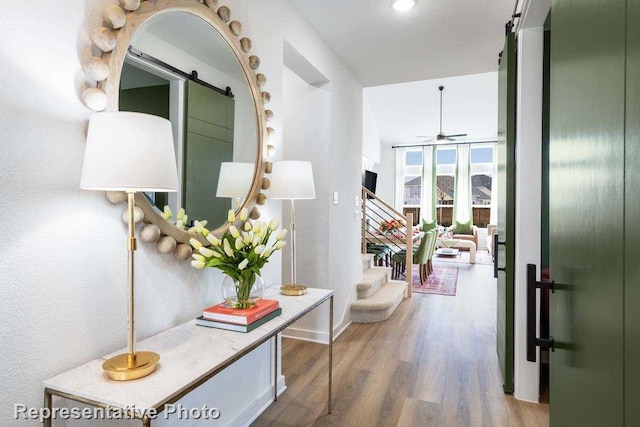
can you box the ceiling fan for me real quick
[417,85,468,142]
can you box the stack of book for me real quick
[196,299,282,333]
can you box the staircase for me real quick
[350,254,408,323]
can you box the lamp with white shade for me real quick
[80,112,179,381]
[269,160,316,295]
[216,162,255,210]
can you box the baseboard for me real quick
[281,318,351,344]
[228,375,287,427]
[513,392,540,404]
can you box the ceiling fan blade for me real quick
[444,133,468,138]
[419,138,436,143]
[446,137,456,141]
[416,136,433,138]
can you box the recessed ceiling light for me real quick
[391,0,417,12]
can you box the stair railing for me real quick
[361,186,414,297]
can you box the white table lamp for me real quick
[81,112,179,381]
[216,162,254,209]
[269,160,315,295]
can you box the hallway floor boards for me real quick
[252,263,549,427]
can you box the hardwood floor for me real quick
[252,262,549,427]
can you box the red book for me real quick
[202,299,280,325]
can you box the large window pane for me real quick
[472,174,492,206]
[436,175,455,206]
[404,175,421,206]
[436,148,456,165]
[405,150,423,166]
[471,147,494,163]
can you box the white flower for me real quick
[192,254,205,261]
[275,241,286,250]
[211,250,222,258]
[177,208,186,221]
[183,214,188,225]
[238,259,249,270]
[199,247,215,257]
[268,218,280,231]
[223,239,234,257]
[200,220,208,227]
[229,225,240,239]
[206,234,221,246]
[254,245,265,255]
[194,220,209,237]
[175,219,184,230]
[252,221,262,234]
[261,247,274,258]
[235,236,244,250]
[228,210,236,223]
[259,225,268,238]
[276,229,288,241]
[244,221,252,232]
[191,260,205,269]
[243,232,252,245]
[253,235,261,246]
[162,206,172,220]
[189,238,203,250]
[240,207,249,221]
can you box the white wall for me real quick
[279,40,363,341]
[0,0,362,425]
[511,0,550,404]
[362,92,381,165]
[513,26,544,404]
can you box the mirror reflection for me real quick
[119,11,258,230]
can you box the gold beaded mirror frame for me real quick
[80,0,276,260]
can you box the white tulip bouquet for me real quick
[189,208,287,308]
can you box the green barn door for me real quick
[496,32,516,394]
[626,0,640,423]
[184,80,234,223]
[549,0,626,425]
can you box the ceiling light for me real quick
[391,0,417,12]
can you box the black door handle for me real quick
[526,264,555,362]
[493,237,499,278]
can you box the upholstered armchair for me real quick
[449,223,478,249]
[486,224,497,258]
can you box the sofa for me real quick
[487,224,497,259]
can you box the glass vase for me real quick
[221,274,264,309]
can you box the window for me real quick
[404,175,421,206]
[470,145,493,227]
[402,149,423,207]
[397,144,495,227]
[434,147,456,225]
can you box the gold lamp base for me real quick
[102,351,160,381]
[280,284,308,296]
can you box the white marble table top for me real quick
[43,287,333,411]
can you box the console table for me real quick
[43,287,334,426]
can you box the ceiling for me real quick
[290,0,515,87]
[365,72,498,146]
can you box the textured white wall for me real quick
[0,0,362,425]
[362,92,381,165]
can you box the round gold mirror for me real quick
[82,0,272,255]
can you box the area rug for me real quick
[411,265,459,296]
[433,249,494,266]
